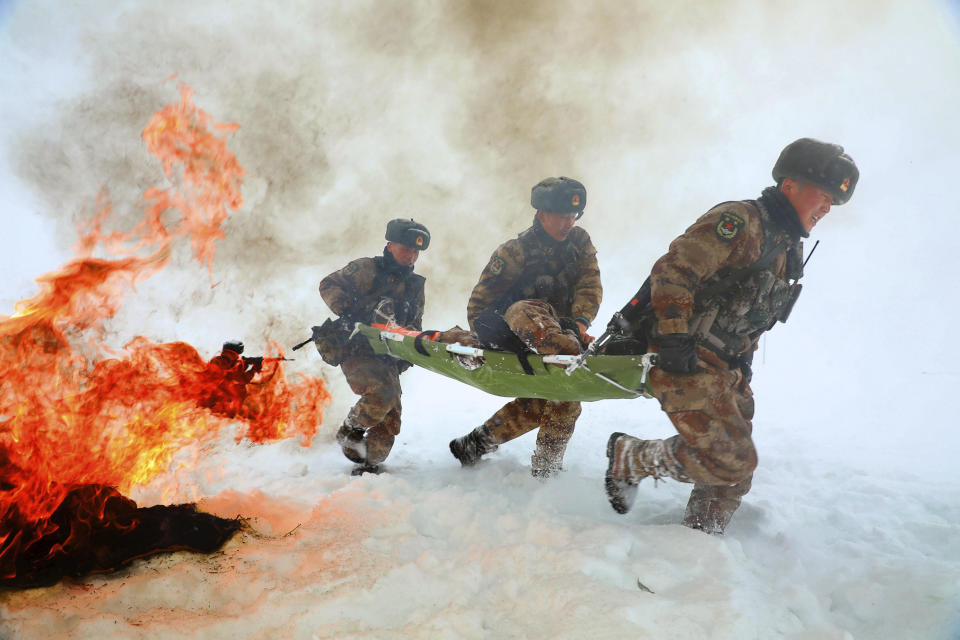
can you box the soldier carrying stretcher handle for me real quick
[316,218,431,476]
[449,176,602,478]
[603,138,859,534]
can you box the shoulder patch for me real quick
[715,211,745,241]
[343,261,360,276]
[489,256,506,276]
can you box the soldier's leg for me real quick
[682,476,753,534]
[340,355,402,428]
[503,300,580,355]
[450,397,549,466]
[651,359,756,486]
[530,401,582,477]
[450,398,547,467]
[364,407,401,466]
[682,382,755,533]
[450,301,579,469]
[337,355,402,467]
[606,359,756,532]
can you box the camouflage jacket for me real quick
[467,218,602,331]
[319,250,425,331]
[650,190,804,360]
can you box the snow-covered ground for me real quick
[2,367,958,639]
[2,1,960,638]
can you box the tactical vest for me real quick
[689,200,804,360]
[493,227,583,317]
[344,257,425,329]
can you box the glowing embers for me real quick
[0,84,331,588]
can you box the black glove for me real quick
[243,356,264,372]
[558,317,581,334]
[655,334,699,373]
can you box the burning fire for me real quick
[0,84,331,587]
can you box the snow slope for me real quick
[2,369,958,639]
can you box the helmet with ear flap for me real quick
[772,138,859,205]
[531,176,587,219]
[385,218,430,250]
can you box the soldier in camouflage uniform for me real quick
[318,219,430,475]
[202,340,264,417]
[605,138,859,533]
[449,177,603,477]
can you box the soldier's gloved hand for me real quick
[655,334,699,373]
[558,317,580,334]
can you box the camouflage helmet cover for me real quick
[531,176,587,215]
[385,218,430,250]
[773,138,859,205]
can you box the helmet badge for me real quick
[840,178,850,193]
[571,194,580,207]
[415,235,424,247]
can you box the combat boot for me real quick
[336,419,367,464]
[350,462,381,476]
[605,433,690,514]
[449,425,499,466]
[682,486,744,535]
[530,432,571,479]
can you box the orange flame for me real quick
[0,85,330,576]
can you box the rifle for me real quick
[292,331,319,352]
[242,356,293,367]
[292,318,358,366]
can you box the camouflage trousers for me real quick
[483,300,582,461]
[340,353,402,465]
[648,349,756,528]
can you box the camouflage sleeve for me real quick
[571,233,602,325]
[318,258,376,317]
[466,240,524,331]
[650,202,764,335]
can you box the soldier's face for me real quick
[387,241,420,266]
[782,179,833,233]
[536,211,577,242]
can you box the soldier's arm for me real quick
[318,258,375,317]
[466,241,523,331]
[570,234,603,327]
[650,204,762,335]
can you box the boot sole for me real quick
[605,432,634,514]
[351,463,381,476]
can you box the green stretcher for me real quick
[355,323,655,402]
